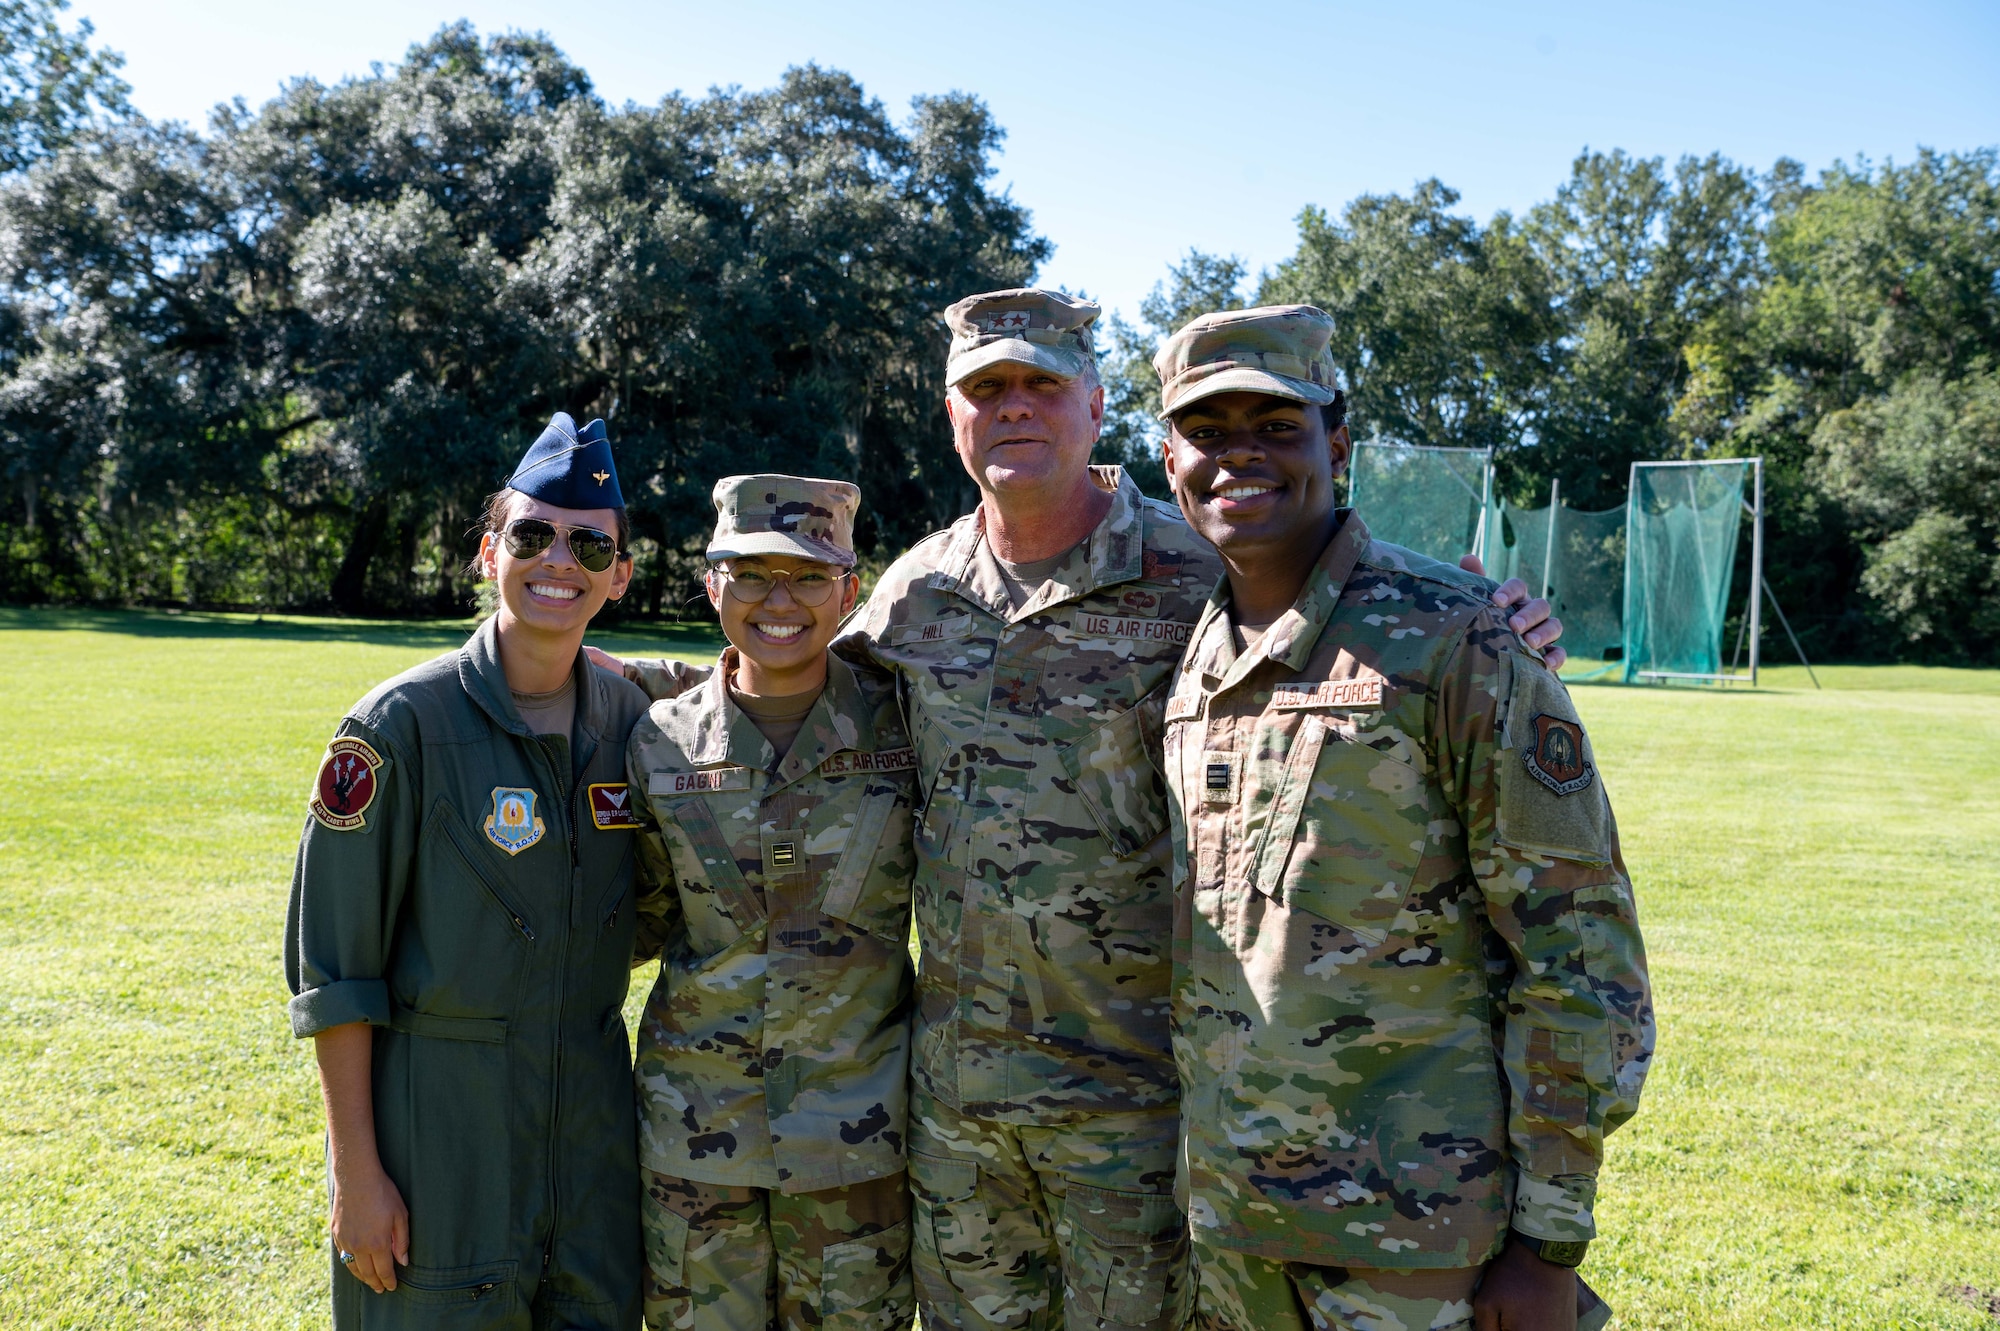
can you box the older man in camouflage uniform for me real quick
[836,289,1228,1331]
[1153,306,1653,1331]
[628,475,919,1330]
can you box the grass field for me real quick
[1,608,1996,1329]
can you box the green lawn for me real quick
[0,609,1995,1329]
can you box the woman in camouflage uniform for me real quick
[628,475,918,1331]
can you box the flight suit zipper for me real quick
[536,735,579,1292]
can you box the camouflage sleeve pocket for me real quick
[1494,653,1614,866]
[1521,1025,1591,1131]
[1057,689,1169,859]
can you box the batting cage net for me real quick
[1348,442,1500,569]
[1348,445,1764,686]
[1491,500,1629,667]
[1622,459,1755,682]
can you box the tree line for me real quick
[1098,153,2000,663]
[1,4,1995,661]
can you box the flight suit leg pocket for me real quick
[1061,1183,1184,1329]
[390,1260,524,1324]
[821,1216,913,1330]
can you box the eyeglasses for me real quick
[500,518,622,573]
[713,563,850,608]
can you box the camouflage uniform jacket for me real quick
[628,648,918,1194]
[1164,511,1653,1267]
[839,465,1226,1123]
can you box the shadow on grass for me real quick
[0,605,726,656]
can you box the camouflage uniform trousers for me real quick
[1192,1242,1479,1331]
[640,1169,912,1331]
[907,1082,1189,1331]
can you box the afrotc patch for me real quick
[588,782,639,830]
[1523,713,1594,796]
[484,786,547,855]
[310,736,383,831]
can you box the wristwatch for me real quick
[1511,1230,1590,1268]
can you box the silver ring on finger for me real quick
[339,1250,356,1265]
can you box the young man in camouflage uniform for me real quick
[1153,305,1654,1331]
[628,476,919,1330]
[608,289,1566,1331]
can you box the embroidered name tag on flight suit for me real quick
[587,782,639,829]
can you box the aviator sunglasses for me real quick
[713,562,851,608]
[499,518,622,573]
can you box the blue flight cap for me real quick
[507,412,625,509]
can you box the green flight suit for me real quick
[285,615,652,1329]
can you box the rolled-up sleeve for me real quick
[1437,611,1655,1243]
[284,719,417,1038]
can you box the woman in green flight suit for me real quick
[285,414,652,1328]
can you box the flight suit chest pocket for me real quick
[1254,715,1429,930]
[1058,690,1169,859]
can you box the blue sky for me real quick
[72,0,2000,324]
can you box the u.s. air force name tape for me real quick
[816,747,917,776]
[1269,677,1385,711]
[1069,612,1195,645]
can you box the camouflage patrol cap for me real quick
[944,287,1099,386]
[707,474,860,568]
[1154,304,1340,419]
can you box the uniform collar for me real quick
[1187,508,1372,697]
[679,647,878,789]
[928,464,1150,621]
[459,614,604,769]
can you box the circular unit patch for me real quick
[310,736,383,831]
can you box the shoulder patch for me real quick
[588,782,639,829]
[1522,714,1593,796]
[309,736,383,831]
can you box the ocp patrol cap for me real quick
[508,412,626,509]
[944,287,1099,386]
[1154,304,1340,420]
[707,474,861,569]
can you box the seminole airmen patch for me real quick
[310,737,382,831]
[1523,713,1594,796]
[485,787,547,855]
